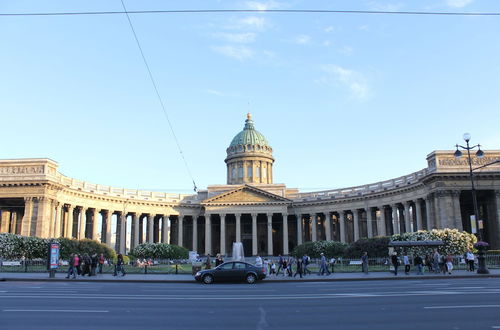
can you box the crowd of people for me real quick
[66,253,126,279]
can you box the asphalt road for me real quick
[1,278,500,330]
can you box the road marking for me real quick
[424,305,500,309]
[3,309,109,313]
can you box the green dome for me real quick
[229,113,270,147]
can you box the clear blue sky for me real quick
[1,0,499,193]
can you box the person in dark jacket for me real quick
[294,258,303,278]
[81,254,92,277]
[113,254,126,276]
[90,253,98,276]
[391,252,399,276]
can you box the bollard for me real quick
[145,265,148,274]
[175,264,178,274]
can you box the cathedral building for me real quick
[1,114,500,256]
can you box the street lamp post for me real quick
[453,133,489,274]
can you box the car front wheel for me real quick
[202,274,214,284]
[245,273,257,284]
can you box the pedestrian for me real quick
[255,255,263,269]
[81,253,92,277]
[269,261,276,275]
[439,254,447,274]
[302,254,311,275]
[287,257,294,277]
[403,253,410,275]
[391,252,399,276]
[414,255,423,275]
[65,253,78,279]
[276,255,284,275]
[361,251,369,275]
[433,250,441,274]
[294,258,303,278]
[446,254,453,275]
[76,254,82,275]
[113,254,126,276]
[319,253,329,275]
[205,254,212,269]
[281,258,288,277]
[98,253,105,274]
[90,253,98,276]
[329,257,336,273]
[215,254,224,267]
[425,254,433,273]
[466,250,475,272]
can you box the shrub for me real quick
[344,236,390,258]
[130,243,189,260]
[291,240,347,258]
[390,228,477,256]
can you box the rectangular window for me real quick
[238,167,243,178]
[247,166,252,178]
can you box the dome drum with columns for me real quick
[225,113,274,185]
[1,114,500,257]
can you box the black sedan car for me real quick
[194,261,266,284]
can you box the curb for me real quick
[1,274,499,283]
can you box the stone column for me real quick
[178,215,184,247]
[162,215,169,244]
[353,209,360,241]
[205,214,212,255]
[119,213,126,254]
[220,214,226,255]
[296,214,303,245]
[54,202,63,238]
[47,200,56,237]
[267,213,273,256]
[324,212,332,241]
[192,215,198,252]
[21,197,33,236]
[36,197,53,238]
[451,190,463,231]
[495,191,500,247]
[377,206,386,236]
[235,213,241,243]
[415,199,423,230]
[133,213,140,249]
[424,196,432,230]
[366,208,373,238]
[243,161,248,183]
[66,206,75,238]
[391,204,400,235]
[282,213,289,255]
[310,213,317,242]
[404,202,411,233]
[339,211,346,243]
[147,214,154,244]
[91,208,100,240]
[106,211,113,247]
[251,213,258,256]
[0,209,9,233]
[78,207,87,240]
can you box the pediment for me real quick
[203,185,291,205]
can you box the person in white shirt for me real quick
[255,255,263,268]
[403,254,411,275]
[466,250,475,272]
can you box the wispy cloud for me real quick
[294,34,311,45]
[204,89,225,96]
[324,26,336,33]
[213,32,256,43]
[446,0,474,8]
[367,1,404,11]
[237,16,268,30]
[245,1,282,11]
[339,46,353,55]
[321,64,371,100]
[211,45,254,61]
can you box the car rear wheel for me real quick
[202,274,214,284]
[245,273,257,284]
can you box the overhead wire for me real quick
[1,9,500,16]
[119,0,198,192]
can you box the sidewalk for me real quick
[1,269,499,283]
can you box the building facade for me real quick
[1,114,500,256]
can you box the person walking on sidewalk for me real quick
[391,252,399,276]
[433,250,441,274]
[466,250,475,272]
[446,254,454,275]
[361,252,369,274]
[81,254,92,277]
[403,254,410,275]
[90,253,98,276]
[98,253,105,274]
[302,254,311,276]
[276,255,284,275]
[414,255,423,275]
[329,257,336,273]
[113,254,126,276]
[66,254,78,279]
[294,258,303,278]
[319,253,329,275]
